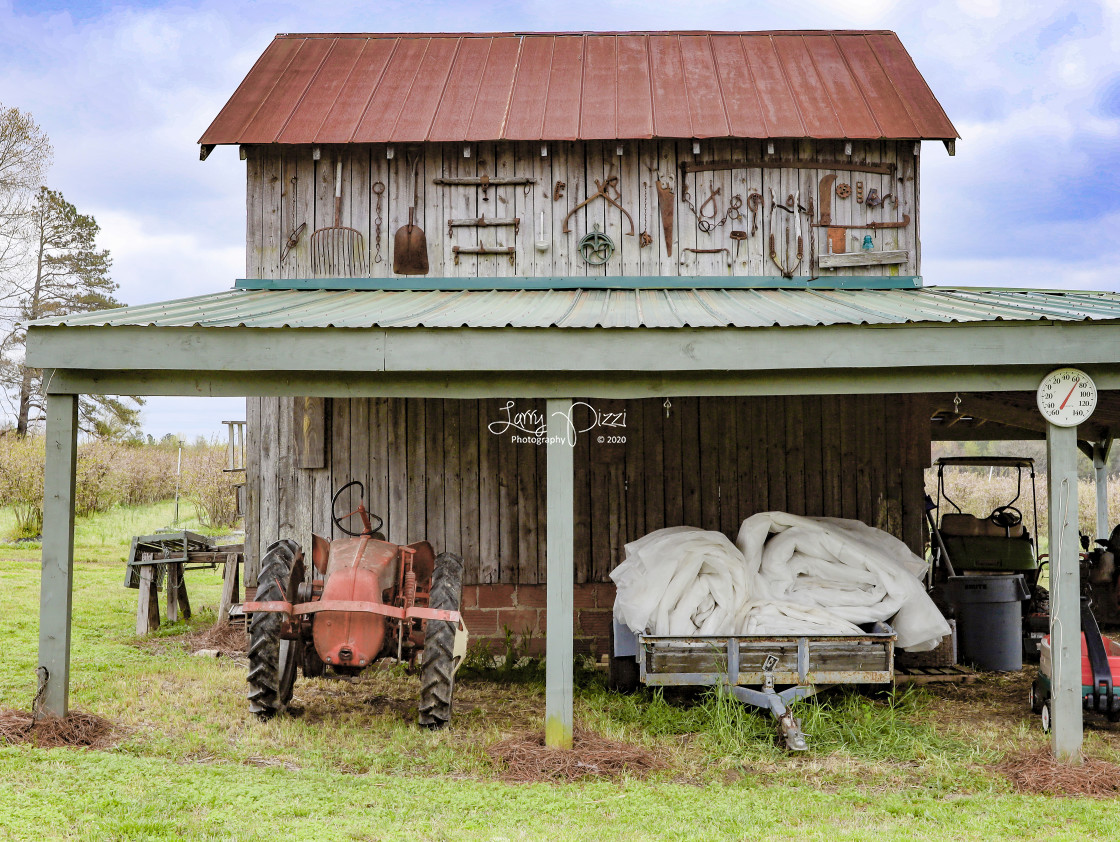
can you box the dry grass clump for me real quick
[997,747,1120,797]
[0,708,115,749]
[486,726,667,783]
[185,622,247,657]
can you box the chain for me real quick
[681,178,743,233]
[32,666,48,718]
[372,181,386,263]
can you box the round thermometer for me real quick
[1037,367,1097,427]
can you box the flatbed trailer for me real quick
[612,619,896,750]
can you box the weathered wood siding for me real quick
[244,394,931,585]
[245,140,920,282]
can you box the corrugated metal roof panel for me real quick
[30,288,1120,331]
[200,31,958,145]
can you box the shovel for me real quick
[393,154,429,275]
[311,159,368,277]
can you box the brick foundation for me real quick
[461,583,616,659]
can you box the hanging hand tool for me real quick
[817,174,837,226]
[865,188,882,208]
[281,175,306,262]
[746,192,763,236]
[393,153,429,275]
[311,159,368,277]
[655,176,674,256]
[433,174,536,202]
[729,230,747,258]
[698,182,720,219]
[372,181,385,264]
[447,214,521,239]
[638,180,653,248]
[768,187,802,278]
[452,245,515,265]
[680,159,895,176]
[811,215,910,230]
[562,176,635,235]
[683,247,732,267]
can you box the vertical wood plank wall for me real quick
[245,139,919,281]
[244,394,932,585]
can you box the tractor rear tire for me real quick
[248,539,302,719]
[419,551,464,729]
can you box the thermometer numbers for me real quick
[1037,368,1097,427]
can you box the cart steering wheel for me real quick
[990,505,1023,529]
[331,480,384,537]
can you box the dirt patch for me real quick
[0,709,115,749]
[996,748,1120,797]
[184,622,247,657]
[486,727,667,783]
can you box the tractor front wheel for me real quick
[248,539,303,719]
[418,551,464,729]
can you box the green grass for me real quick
[2,502,1120,839]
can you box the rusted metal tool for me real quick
[281,176,306,263]
[655,177,674,256]
[817,174,837,226]
[730,229,748,257]
[447,215,520,239]
[811,214,911,230]
[836,182,852,199]
[856,181,864,204]
[865,188,882,208]
[683,247,732,267]
[372,181,385,264]
[680,159,895,176]
[393,154,429,275]
[311,160,368,277]
[553,181,566,201]
[452,245,515,265]
[562,176,635,235]
[433,174,536,202]
[746,192,763,235]
[768,187,803,278]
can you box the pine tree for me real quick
[2,187,141,436]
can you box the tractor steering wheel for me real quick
[331,480,384,537]
[990,505,1023,529]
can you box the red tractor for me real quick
[243,481,466,727]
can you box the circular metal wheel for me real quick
[578,225,615,265]
[248,539,303,719]
[1041,701,1051,733]
[418,551,465,729]
[1029,681,1043,714]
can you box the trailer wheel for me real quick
[248,539,302,719]
[1029,681,1043,715]
[1041,701,1052,733]
[419,551,464,729]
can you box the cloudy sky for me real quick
[2,0,1117,437]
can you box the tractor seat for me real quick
[940,512,1025,539]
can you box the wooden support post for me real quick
[136,562,160,634]
[218,552,240,625]
[1094,440,1113,541]
[545,398,574,749]
[166,561,181,624]
[36,393,78,720]
[1048,422,1083,762]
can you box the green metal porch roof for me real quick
[27,286,1120,331]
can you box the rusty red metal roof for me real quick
[201,31,957,146]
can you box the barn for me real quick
[27,31,1120,758]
